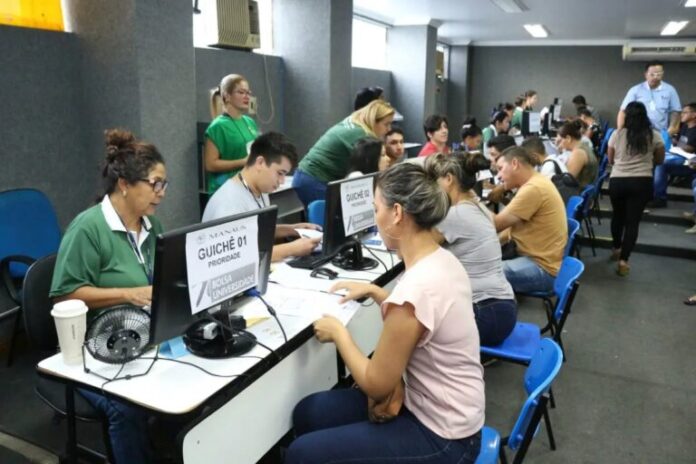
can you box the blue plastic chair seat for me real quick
[480,322,541,364]
[474,426,501,464]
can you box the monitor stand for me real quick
[331,239,379,271]
[183,318,256,358]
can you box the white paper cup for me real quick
[51,299,89,365]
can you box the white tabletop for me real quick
[38,247,401,415]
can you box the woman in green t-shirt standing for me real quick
[204,73,259,193]
[292,99,395,206]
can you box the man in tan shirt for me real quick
[493,147,567,293]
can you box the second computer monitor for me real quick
[521,111,542,136]
[323,173,378,270]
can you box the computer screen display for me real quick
[323,173,376,258]
[522,111,542,136]
[553,104,562,122]
[149,206,277,347]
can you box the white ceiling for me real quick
[354,0,696,45]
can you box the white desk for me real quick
[38,247,402,464]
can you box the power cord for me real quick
[246,288,288,343]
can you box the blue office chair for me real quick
[307,199,326,228]
[565,195,583,220]
[591,171,610,227]
[578,185,597,256]
[481,256,584,363]
[661,128,672,151]
[0,188,61,365]
[597,127,614,160]
[565,219,580,258]
[498,339,564,464]
[475,426,501,464]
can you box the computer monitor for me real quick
[521,111,541,136]
[149,206,277,357]
[552,102,562,122]
[323,173,379,271]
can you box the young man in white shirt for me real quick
[203,132,321,261]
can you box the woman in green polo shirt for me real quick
[292,99,396,206]
[204,73,259,194]
[50,128,167,464]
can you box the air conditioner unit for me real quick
[622,41,696,62]
[209,0,260,50]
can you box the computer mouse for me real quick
[310,267,338,280]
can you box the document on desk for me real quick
[295,228,323,252]
[265,283,360,325]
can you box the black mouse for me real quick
[310,267,338,280]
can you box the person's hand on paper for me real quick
[124,286,153,307]
[330,281,374,303]
[313,315,346,344]
[291,236,322,256]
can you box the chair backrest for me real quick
[307,199,326,227]
[0,189,61,278]
[564,219,580,257]
[565,196,583,220]
[22,254,59,351]
[475,426,501,464]
[552,256,584,322]
[507,339,563,451]
[598,127,614,159]
[661,128,672,151]
[579,184,596,217]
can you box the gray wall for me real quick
[0,25,91,229]
[63,0,198,230]
[447,45,471,140]
[387,25,438,143]
[351,67,392,106]
[274,0,353,155]
[468,46,696,127]
[195,48,285,134]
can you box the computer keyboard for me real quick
[287,253,333,269]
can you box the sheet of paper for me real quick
[263,284,360,325]
[669,146,696,161]
[294,228,323,240]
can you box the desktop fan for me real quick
[84,305,151,364]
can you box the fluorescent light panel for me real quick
[490,0,526,13]
[685,0,696,7]
[661,21,688,36]
[524,24,548,38]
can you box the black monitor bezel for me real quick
[149,205,277,347]
[322,173,377,258]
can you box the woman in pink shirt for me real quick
[418,114,451,157]
[285,163,485,464]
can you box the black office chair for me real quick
[22,254,113,463]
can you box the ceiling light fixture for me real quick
[524,24,548,38]
[490,0,527,13]
[684,0,696,7]
[661,21,689,36]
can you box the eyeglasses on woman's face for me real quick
[139,178,169,193]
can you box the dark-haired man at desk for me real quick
[202,132,321,261]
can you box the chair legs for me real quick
[543,408,556,451]
[4,308,21,367]
[583,217,596,256]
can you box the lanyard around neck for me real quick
[238,172,266,209]
[115,213,153,284]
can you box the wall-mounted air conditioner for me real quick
[205,0,260,50]
[622,41,696,62]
